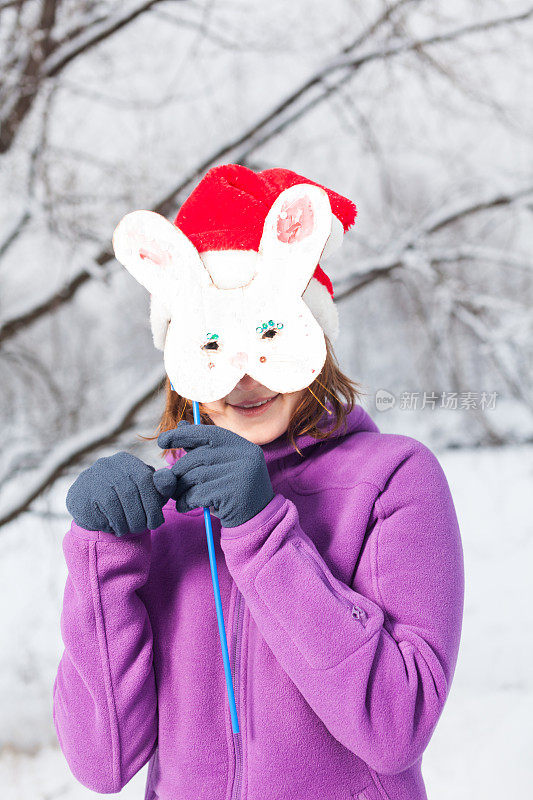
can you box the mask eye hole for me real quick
[262,328,277,339]
[203,333,219,351]
[257,320,283,339]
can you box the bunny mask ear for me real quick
[112,209,212,300]
[255,183,333,296]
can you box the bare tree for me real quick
[1,2,531,345]
[0,0,532,528]
[0,0,173,154]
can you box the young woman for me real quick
[53,165,465,800]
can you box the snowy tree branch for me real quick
[333,185,533,301]
[0,0,170,153]
[327,5,533,74]
[2,3,532,345]
[0,367,165,528]
[42,0,168,77]
[452,304,532,414]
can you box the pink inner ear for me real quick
[139,248,159,263]
[276,197,314,244]
[138,240,170,267]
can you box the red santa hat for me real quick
[150,164,356,347]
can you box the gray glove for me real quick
[153,420,275,528]
[66,451,167,536]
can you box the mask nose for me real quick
[230,351,248,370]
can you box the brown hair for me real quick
[140,335,366,459]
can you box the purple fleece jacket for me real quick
[53,403,464,800]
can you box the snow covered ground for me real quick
[423,443,533,798]
[1,442,532,799]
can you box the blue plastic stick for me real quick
[192,400,240,734]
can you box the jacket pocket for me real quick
[351,778,390,800]
[366,769,392,800]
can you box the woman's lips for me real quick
[227,394,279,417]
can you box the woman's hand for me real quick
[153,421,275,527]
[66,452,168,536]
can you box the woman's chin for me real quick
[215,397,288,443]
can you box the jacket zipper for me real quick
[230,586,244,800]
[292,538,368,626]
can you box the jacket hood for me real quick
[164,402,379,473]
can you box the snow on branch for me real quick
[327,5,533,75]
[0,367,165,529]
[452,304,532,413]
[0,0,168,153]
[425,245,532,273]
[42,0,167,77]
[2,6,532,346]
[333,185,533,301]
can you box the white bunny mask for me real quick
[112,183,339,403]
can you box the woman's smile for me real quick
[226,393,280,417]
